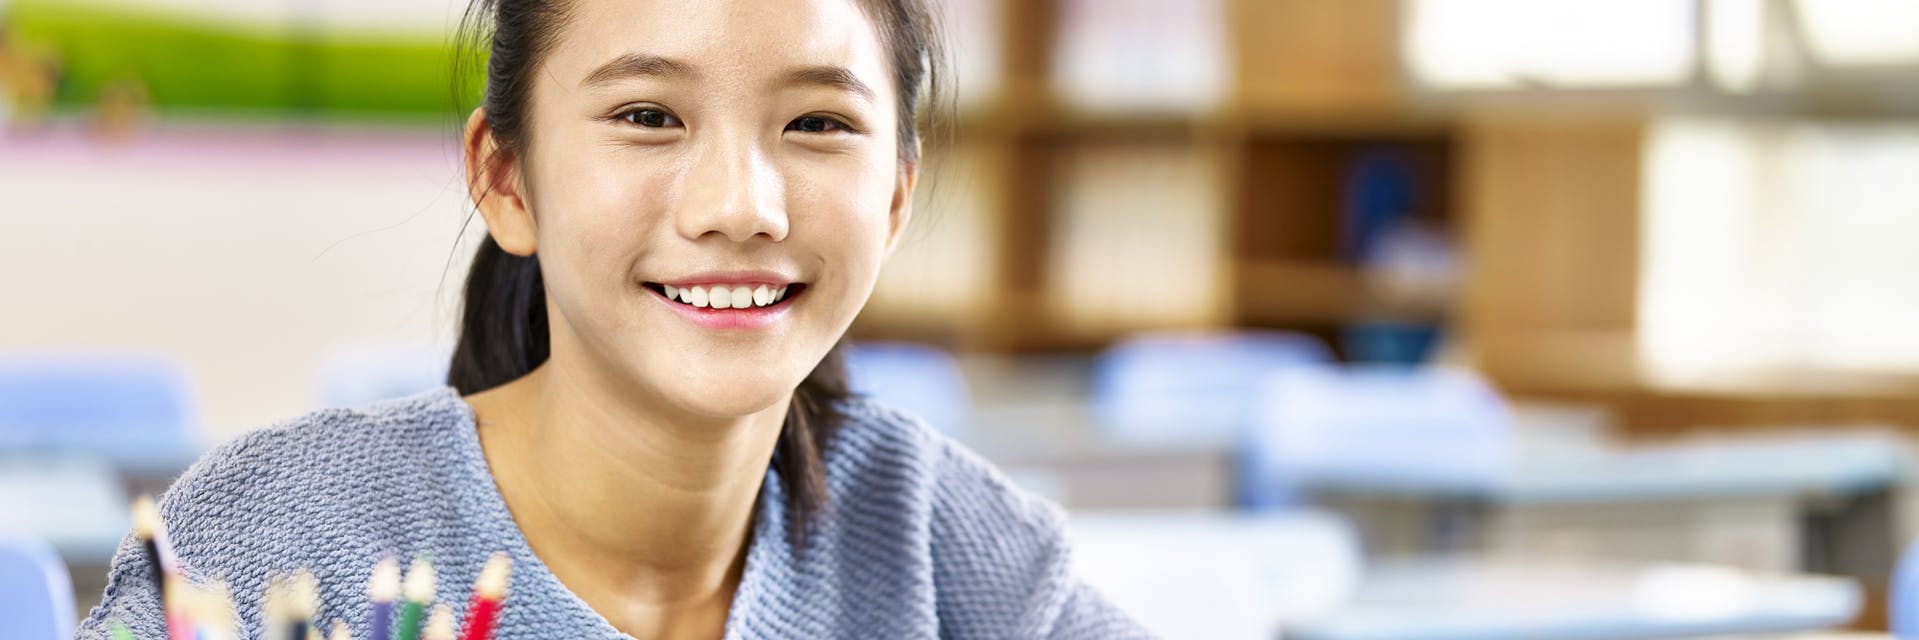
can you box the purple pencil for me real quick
[368,555,402,640]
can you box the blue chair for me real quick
[1090,331,1333,451]
[315,343,451,409]
[1242,365,1512,510]
[0,534,76,640]
[0,354,198,473]
[1894,537,1919,637]
[845,342,972,438]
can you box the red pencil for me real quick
[133,496,188,640]
[457,553,511,640]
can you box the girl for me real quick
[77,0,1148,638]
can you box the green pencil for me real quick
[394,556,437,640]
[109,621,136,640]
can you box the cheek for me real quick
[795,185,893,319]
[788,156,898,267]
[526,145,675,322]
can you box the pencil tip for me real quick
[288,569,321,616]
[403,555,437,602]
[476,551,512,598]
[370,554,402,601]
[425,603,456,640]
[131,495,160,539]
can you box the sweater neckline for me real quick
[426,385,790,639]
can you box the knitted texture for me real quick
[75,386,1152,639]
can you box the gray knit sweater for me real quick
[76,386,1150,639]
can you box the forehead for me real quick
[543,0,892,94]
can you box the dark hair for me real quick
[446,0,947,538]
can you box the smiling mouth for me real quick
[643,282,806,309]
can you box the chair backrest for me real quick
[845,342,972,438]
[315,343,451,409]
[0,534,76,640]
[1091,331,1333,449]
[0,354,196,468]
[1242,365,1512,509]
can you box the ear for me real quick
[883,145,920,258]
[463,107,539,256]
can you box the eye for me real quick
[618,107,681,128]
[786,115,850,134]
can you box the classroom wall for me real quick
[0,127,480,440]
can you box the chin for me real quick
[677,392,791,420]
[658,364,801,420]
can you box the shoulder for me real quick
[826,397,1088,635]
[158,386,469,532]
[158,386,474,567]
[80,387,477,637]
[825,395,1065,547]
[825,396,1061,531]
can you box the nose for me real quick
[674,132,789,244]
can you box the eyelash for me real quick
[617,107,681,128]
[611,107,856,134]
[787,115,855,134]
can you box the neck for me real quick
[470,356,787,608]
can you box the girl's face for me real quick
[474,0,913,419]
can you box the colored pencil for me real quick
[285,570,320,640]
[262,575,289,640]
[423,604,456,640]
[133,496,188,639]
[186,580,239,640]
[161,575,194,640]
[329,621,351,640]
[110,621,137,640]
[394,556,436,640]
[368,555,401,640]
[131,496,179,576]
[457,553,511,640]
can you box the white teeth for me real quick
[664,283,792,308]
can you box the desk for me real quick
[1298,432,1904,503]
[1287,557,1862,640]
[1067,510,1861,640]
[0,456,130,566]
[1300,432,1907,583]
[1069,510,1362,640]
[967,398,1235,509]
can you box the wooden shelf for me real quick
[894,0,1465,353]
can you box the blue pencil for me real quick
[368,555,401,640]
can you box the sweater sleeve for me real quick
[926,436,1157,639]
[73,425,288,640]
[1047,579,1157,639]
[72,532,167,640]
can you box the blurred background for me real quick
[5,0,1919,638]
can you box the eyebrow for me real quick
[580,53,877,104]
[579,53,696,88]
[783,65,877,103]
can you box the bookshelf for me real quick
[855,0,1454,356]
[848,0,1919,433]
